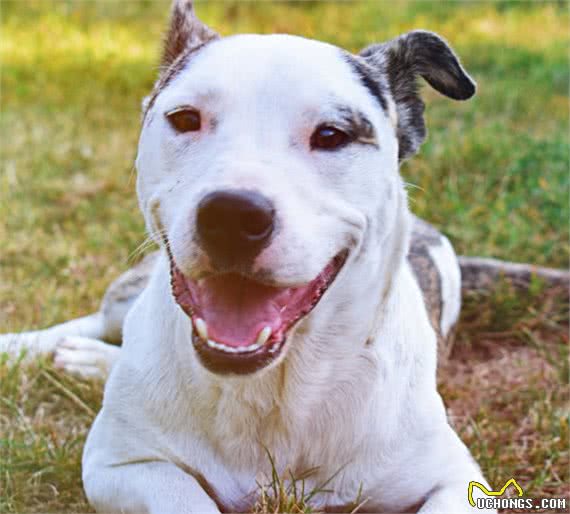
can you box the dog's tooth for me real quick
[202,330,270,354]
[207,339,222,350]
[194,318,208,340]
[207,339,240,353]
[256,326,272,346]
[236,341,261,353]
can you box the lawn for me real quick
[0,1,568,512]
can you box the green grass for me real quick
[0,1,568,512]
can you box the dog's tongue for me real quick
[193,274,296,347]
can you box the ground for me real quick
[0,1,568,513]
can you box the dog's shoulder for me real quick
[101,252,159,307]
[99,251,160,341]
[407,216,461,360]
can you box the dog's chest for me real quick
[181,382,371,512]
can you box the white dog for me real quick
[5,1,497,512]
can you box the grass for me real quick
[0,1,568,512]
[440,282,569,507]
[1,357,103,512]
[252,449,364,514]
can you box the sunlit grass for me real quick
[1,1,568,512]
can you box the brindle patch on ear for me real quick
[161,0,219,71]
[360,30,476,160]
[142,1,219,121]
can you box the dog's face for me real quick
[136,0,474,375]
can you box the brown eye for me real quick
[166,108,201,133]
[310,125,350,151]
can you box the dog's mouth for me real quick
[169,251,348,375]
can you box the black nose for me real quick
[196,190,275,265]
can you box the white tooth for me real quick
[207,339,221,350]
[194,318,208,340]
[201,331,270,354]
[207,339,240,353]
[236,342,261,353]
[256,326,272,346]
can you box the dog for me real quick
[3,1,497,511]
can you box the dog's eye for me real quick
[310,125,351,151]
[166,108,201,133]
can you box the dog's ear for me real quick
[360,30,475,160]
[161,0,219,71]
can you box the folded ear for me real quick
[360,30,475,160]
[161,0,219,71]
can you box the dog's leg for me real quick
[53,336,120,379]
[414,429,497,514]
[51,252,158,379]
[0,313,120,380]
[83,461,220,514]
[1,252,159,379]
[50,306,124,380]
[0,313,106,359]
[419,481,495,514]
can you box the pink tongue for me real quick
[192,274,295,347]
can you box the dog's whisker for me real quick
[127,230,166,264]
[134,230,166,250]
[128,164,137,187]
[404,181,425,192]
[128,242,153,263]
[127,246,152,265]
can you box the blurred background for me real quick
[0,2,568,512]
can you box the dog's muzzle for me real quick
[169,249,348,375]
[162,188,348,375]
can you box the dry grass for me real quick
[0,357,103,512]
[252,449,364,514]
[440,283,569,512]
[1,283,567,513]
[1,1,568,512]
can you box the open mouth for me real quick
[169,250,348,375]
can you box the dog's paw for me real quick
[53,336,120,380]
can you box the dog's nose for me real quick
[196,190,275,264]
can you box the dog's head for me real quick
[136,0,475,375]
